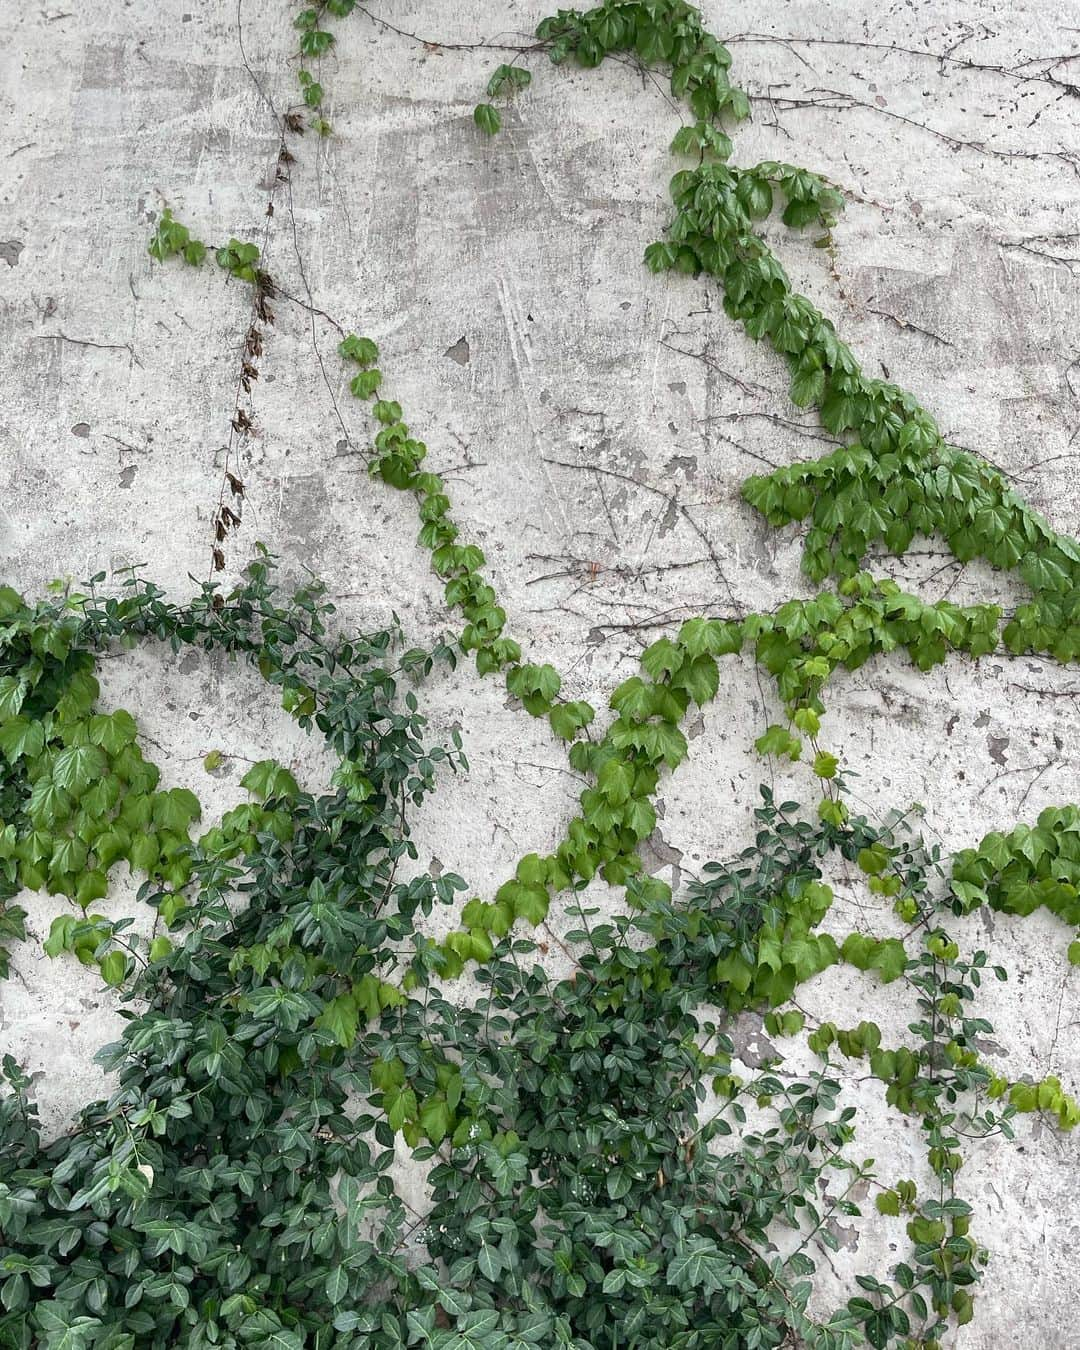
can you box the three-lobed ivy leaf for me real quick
[0,677,27,721]
[52,744,108,796]
[473,103,501,135]
[0,716,45,762]
[240,760,299,802]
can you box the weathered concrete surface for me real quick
[2,0,1080,1342]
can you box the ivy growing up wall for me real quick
[1,3,1079,1349]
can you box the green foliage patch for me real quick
[1,2,1078,1348]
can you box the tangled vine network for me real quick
[2,3,1079,1348]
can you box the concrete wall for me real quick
[2,0,1079,1343]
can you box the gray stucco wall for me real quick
[2,0,1079,1343]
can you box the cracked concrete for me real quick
[2,0,1080,1343]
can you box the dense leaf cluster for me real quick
[0,581,188,981]
[1,606,1018,1349]
[3,1,1080,1347]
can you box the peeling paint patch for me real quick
[0,241,24,267]
[445,336,470,366]
[728,1012,779,1070]
[824,1217,860,1252]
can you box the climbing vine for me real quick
[2,2,1078,1348]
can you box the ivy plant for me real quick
[2,2,1079,1349]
